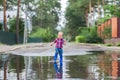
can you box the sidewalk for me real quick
[0,43,48,53]
[0,45,19,53]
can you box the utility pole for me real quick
[102,0,105,5]
[89,0,92,13]
[98,0,100,19]
[23,4,28,44]
[3,0,8,31]
[88,0,92,27]
[16,0,21,44]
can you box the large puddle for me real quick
[0,51,120,80]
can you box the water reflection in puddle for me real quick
[0,51,120,80]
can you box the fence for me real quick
[0,31,42,45]
[98,17,120,39]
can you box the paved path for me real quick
[0,43,47,53]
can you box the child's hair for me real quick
[58,31,63,38]
[58,31,63,35]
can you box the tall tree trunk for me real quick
[16,0,20,44]
[3,0,8,31]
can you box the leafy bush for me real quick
[103,26,111,39]
[106,43,112,46]
[86,36,103,43]
[79,27,91,38]
[75,35,86,43]
[9,17,24,34]
[97,16,111,25]
[116,43,120,46]
[103,5,120,18]
[30,27,56,42]
[76,27,103,43]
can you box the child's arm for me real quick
[63,40,66,45]
[50,39,57,46]
[64,41,66,45]
[50,42,54,46]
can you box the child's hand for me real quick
[50,44,52,46]
[64,41,66,45]
[50,42,54,46]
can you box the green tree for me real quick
[0,0,3,5]
[9,0,33,44]
[32,0,61,29]
[65,0,99,40]
[9,18,24,34]
[103,0,120,17]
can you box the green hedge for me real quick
[75,27,103,43]
[75,35,86,43]
[30,27,56,42]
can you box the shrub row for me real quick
[75,27,103,43]
[30,27,56,42]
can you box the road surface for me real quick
[0,43,119,56]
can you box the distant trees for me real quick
[28,0,61,42]
[103,0,120,17]
[65,0,99,40]
[0,0,3,4]
[32,0,61,29]
[65,0,120,41]
[0,0,61,43]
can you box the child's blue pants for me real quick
[54,48,63,62]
